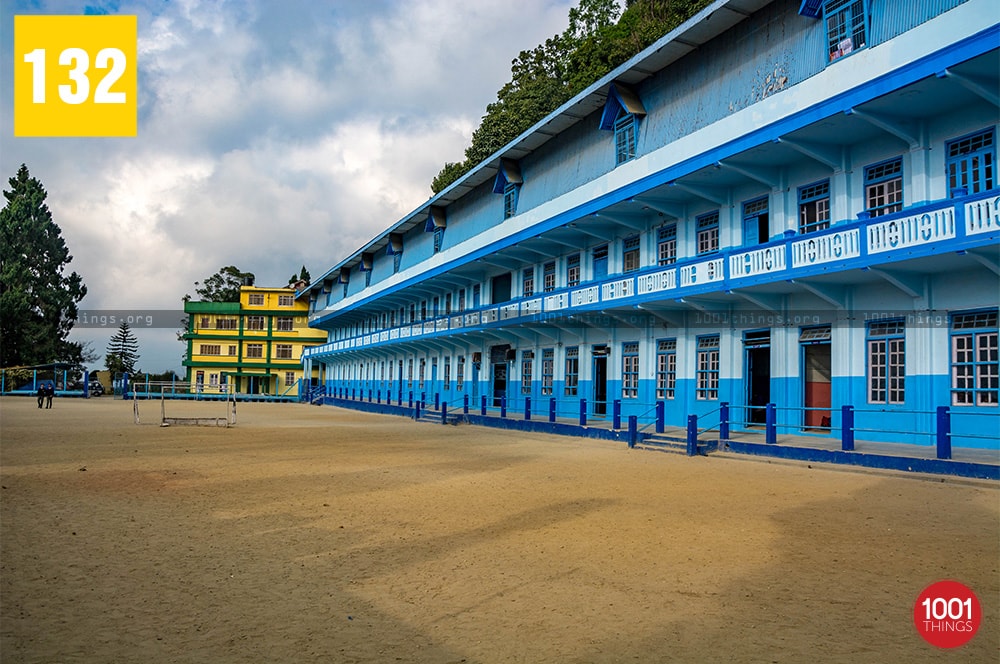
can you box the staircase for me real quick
[636,432,719,456]
[413,408,467,426]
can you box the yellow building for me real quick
[183,285,326,397]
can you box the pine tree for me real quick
[105,322,140,375]
[0,164,88,367]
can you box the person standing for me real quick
[45,382,54,409]
[36,384,45,409]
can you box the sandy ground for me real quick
[1,396,997,663]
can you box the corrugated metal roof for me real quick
[306,0,774,297]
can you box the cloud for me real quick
[1,0,577,371]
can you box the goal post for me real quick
[133,382,236,427]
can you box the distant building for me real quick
[183,285,326,396]
[302,0,998,448]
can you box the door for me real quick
[490,345,510,407]
[744,330,771,425]
[492,273,512,304]
[592,346,608,416]
[801,326,832,429]
[592,245,608,281]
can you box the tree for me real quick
[194,265,254,302]
[288,265,311,287]
[105,322,140,375]
[0,164,88,368]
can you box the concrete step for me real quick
[638,435,719,455]
[414,410,466,426]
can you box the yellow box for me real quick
[14,15,137,137]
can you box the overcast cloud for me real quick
[1,0,579,373]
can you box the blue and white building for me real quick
[303,0,999,450]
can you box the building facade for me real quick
[303,0,999,448]
[184,285,326,397]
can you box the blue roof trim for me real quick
[799,0,822,18]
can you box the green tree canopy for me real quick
[105,321,140,376]
[0,164,88,368]
[431,0,711,194]
[194,266,255,302]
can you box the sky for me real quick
[1,0,581,374]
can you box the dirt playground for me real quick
[1,396,997,663]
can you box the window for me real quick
[217,318,237,330]
[199,344,221,356]
[567,254,581,288]
[228,345,236,356]
[285,371,296,387]
[418,359,425,389]
[410,304,416,323]
[458,289,466,312]
[592,244,609,280]
[433,227,445,253]
[521,351,534,395]
[825,0,867,62]
[407,359,414,388]
[199,316,209,329]
[657,224,676,265]
[696,212,719,255]
[865,158,903,218]
[209,373,219,387]
[622,342,639,398]
[246,315,265,331]
[798,180,831,234]
[951,310,999,406]
[433,297,440,318]
[615,113,638,165]
[742,197,769,246]
[565,347,579,396]
[522,268,535,298]
[278,295,294,307]
[543,262,556,292]
[696,335,720,400]
[246,343,263,359]
[275,344,293,360]
[445,294,452,316]
[656,339,677,399]
[420,301,427,321]
[444,357,451,389]
[867,320,905,404]
[622,236,640,273]
[947,128,995,197]
[504,183,519,219]
[248,293,264,306]
[276,317,293,332]
[541,349,554,395]
[457,356,465,390]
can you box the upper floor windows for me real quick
[825,0,867,62]
[278,295,294,307]
[742,197,769,246]
[696,212,719,255]
[947,128,995,197]
[494,159,523,220]
[522,267,535,298]
[798,180,831,234]
[543,261,556,292]
[657,224,677,265]
[622,236,641,273]
[566,254,581,288]
[247,293,264,306]
[865,157,903,217]
[600,83,646,167]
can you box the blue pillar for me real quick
[435,392,440,410]
[368,389,372,403]
[841,405,855,451]
[719,402,729,440]
[612,399,621,430]
[441,403,448,425]
[480,395,487,416]
[83,370,90,398]
[122,372,129,400]
[936,406,951,460]
[686,414,698,456]
[464,394,470,415]
[500,395,507,419]
[579,399,587,427]
[628,415,638,449]
[765,403,776,444]
[525,396,531,421]
[655,401,665,434]
[408,391,413,408]
[549,398,556,423]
